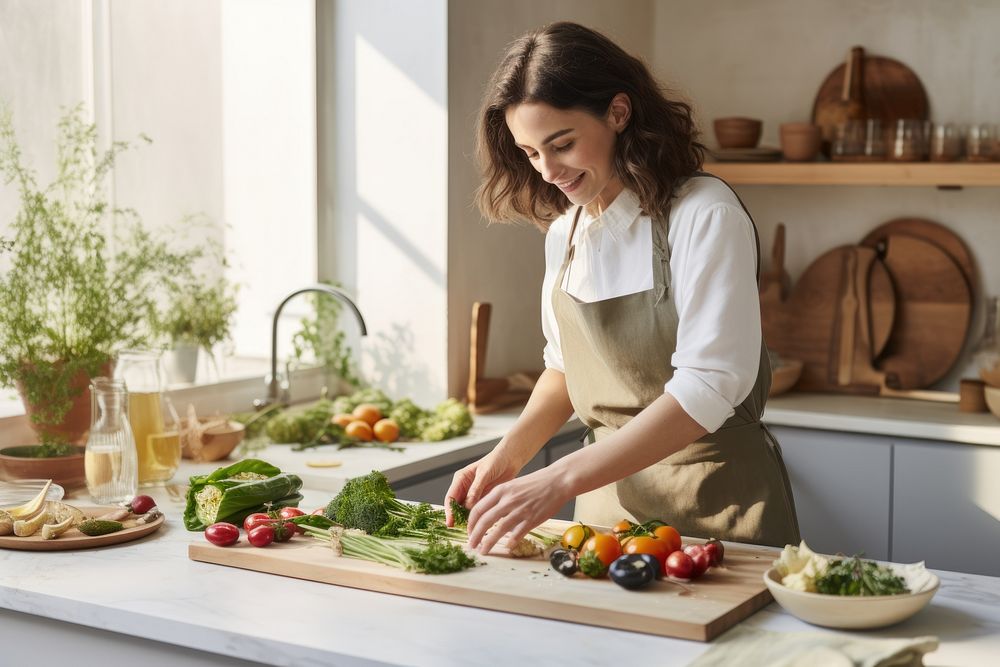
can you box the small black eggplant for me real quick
[549,548,579,577]
[609,554,657,590]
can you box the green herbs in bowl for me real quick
[2,443,80,458]
[763,541,939,629]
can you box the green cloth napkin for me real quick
[689,627,939,667]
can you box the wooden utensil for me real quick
[190,520,778,642]
[870,235,972,389]
[467,302,539,414]
[762,245,895,394]
[859,217,976,295]
[760,223,792,301]
[812,47,929,156]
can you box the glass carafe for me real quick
[114,350,180,486]
[85,377,139,504]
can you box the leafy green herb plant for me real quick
[155,276,238,355]
[0,103,202,439]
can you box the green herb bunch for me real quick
[0,104,203,434]
[814,555,909,596]
[156,275,238,352]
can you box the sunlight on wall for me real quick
[222,0,317,363]
[973,447,1000,523]
[353,33,448,401]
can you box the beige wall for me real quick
[446,0,655,398]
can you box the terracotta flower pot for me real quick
[15,359,112,445]
[0,445,86,488]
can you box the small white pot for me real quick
[165,343,200,384]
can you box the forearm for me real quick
[494,368,575,471]
[548,391,708,498]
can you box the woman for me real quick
[447,21,799,555]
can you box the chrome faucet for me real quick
[254,284,368,410]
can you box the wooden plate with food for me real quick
[0,502,165,551]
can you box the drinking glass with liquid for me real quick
[114,350,181,486]
[85,377,138,504]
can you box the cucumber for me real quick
[77,519,124,536]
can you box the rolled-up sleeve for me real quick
[664,203,761,433]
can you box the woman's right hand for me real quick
[444,449,518,527]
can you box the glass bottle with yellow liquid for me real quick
[114,350,181,486]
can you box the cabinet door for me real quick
[893,440,1000,576]
[769,426,892,559]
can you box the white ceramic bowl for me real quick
[763,565,939,629]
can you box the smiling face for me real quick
[505,99,629,215]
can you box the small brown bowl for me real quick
[180,419,245,462]
[780,123,822,162]
[714,117,763,149]
[770,360,803,397]
[0,445,86,488]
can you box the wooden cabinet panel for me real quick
[892,441,1000,576]
[770,426,892,559]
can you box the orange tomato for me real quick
[345,420,374,441]
[612,519,635,539]
[331,413,355,427]
[623,535,669,574]
[582,533,623,567]
[352,403,383,426]
[373,418,400,443]
[653,525,682,553]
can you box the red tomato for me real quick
[665,550,694,580]
[703,538,725,566]
[279,507,306,534]
[247,524,275,547]
[683,544,711,578]
[652,525,682,553]
[243,513,272,533]
[272,521,296,543]
[204,522,240,547]
[582,533,623,567]
[622,535,669,575]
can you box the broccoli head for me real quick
[324,470,397,534]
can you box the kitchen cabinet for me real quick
[770,422,1000,576]
[892,440,1000,576]
[770,425,892,560]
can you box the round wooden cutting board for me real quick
[872,235,972,389]
[0,505,165,551]
[860,217,976,294]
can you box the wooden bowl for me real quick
[0,446,86,488]
[770,360,803,397]
[980,362,1000,388]
[780,123,822,162]
[180,419,245,462]
[714,117,763,149]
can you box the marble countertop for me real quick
[2,483,999,666]
[765,393,1000,446]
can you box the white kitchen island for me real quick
[2,409,1000,666]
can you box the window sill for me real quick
[0,360,331,445]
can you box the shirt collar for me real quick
[580,188,642,239]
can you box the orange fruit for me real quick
[345,420,374,441]
[331,413,354,427]
[352,403,383,426]
[373,418,400,443]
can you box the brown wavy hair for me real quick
[475,22,705,229]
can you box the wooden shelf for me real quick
[705,162,1000,187]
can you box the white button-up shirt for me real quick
[541,177,762,433]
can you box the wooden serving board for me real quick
[189,523,778,642]
[0,505,165,551]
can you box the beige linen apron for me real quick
[552,175,799,547]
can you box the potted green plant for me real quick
[0,103,202,451]
[156,277,238,384]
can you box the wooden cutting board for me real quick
[189,522,778,642]
[762,245,895,393]
[859,218,976,294]
[812,47,929,154]
[868,234,972,389]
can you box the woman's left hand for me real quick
[466,467,573,555]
